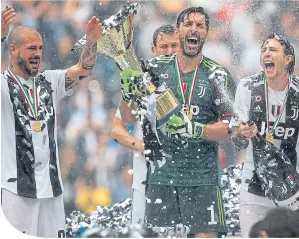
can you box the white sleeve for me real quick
[1,73,11,113]
[44,69,77,102]
[234,78,251,123]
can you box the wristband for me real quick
[193,122,205,139]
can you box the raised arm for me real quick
[1,6,16,48]
[66,16,103,82]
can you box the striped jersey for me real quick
[234,72,299,197]
[1,69,77,199]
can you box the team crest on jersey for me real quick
[197,85,206,98]
[290,106,299,121]
[271,105,281,117]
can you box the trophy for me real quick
[72,3,182,126]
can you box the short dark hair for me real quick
[249,221,264,238]
[249,208,299,238]
[262,33,296,75]
[176,7,210,31]
[152,25,176,47]
[8,25,41,46]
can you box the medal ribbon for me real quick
[265,75,290,135]
[7,66,38,119]
[175,55,200,107]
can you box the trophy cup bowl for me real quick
[72,3,182,127]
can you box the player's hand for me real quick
[120,67,142,104]
[158,111,205,139]
[229,121,253,151]
[1,6,16,39]
[239,122,258,139]
[231,130,249,151]
[85,16,103,43]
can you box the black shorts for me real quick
[144,184,227,234]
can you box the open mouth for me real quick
[29,59,40,69]
[185,35,200,50]
[264,61,275,72]
[187,37,199,46]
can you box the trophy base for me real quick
[156,104,183,127]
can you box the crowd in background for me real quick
[1,0,299,215]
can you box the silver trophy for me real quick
[72,3,182,126]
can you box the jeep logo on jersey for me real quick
[259,121,296,139]
[190,105,200,115]
[197,86,206,98]
[183,105,200,116]
[160,73,169,79]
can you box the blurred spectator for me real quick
[111,164,133,204]
[203,26,232,68]
[75,176,112,213]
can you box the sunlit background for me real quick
[1,0,299,216]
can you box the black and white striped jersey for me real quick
[1,69,77,199]
[234,72,299,197]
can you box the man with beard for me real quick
[111,24,180,225]
[233,34,298,237]
[120,7,236,238]
[1,6,103,237]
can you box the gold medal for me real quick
[184,108,193,121]
[266,132,274,144]
[32,121,41,132]
[187,110,193,121]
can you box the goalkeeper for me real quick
[120,6,236,238]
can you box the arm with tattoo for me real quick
[65,16,103,82]
[79,39,97,71]
[65,76,79,93]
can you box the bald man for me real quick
[1,7,103,237]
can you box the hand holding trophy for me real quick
[72,3,182,127]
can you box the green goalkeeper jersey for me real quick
[143,53,236,186]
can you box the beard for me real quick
[180,32,205,58]
[17,55,38,77]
